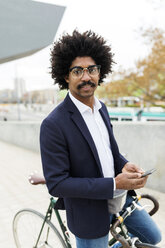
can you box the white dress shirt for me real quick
[69,92,116,190]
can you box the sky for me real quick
[0,0,164,91]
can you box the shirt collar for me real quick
[69,91,102,114]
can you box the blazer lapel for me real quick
[99,106,115,153]
[64,94,104,176]
[99,107,112,134]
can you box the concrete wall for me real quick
[0,121,165,192]
[0,121,40,152]
[113,122,165,193]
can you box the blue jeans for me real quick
[75,195,161,248]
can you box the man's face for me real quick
[65,56,100,103]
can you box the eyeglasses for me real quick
[69,65,101,78]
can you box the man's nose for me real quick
[81,70,91,81]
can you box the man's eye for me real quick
[73,69,82,75]
[89,68,96,74]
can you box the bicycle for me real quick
[13,172,160,248]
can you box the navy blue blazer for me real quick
[40,94,128,239]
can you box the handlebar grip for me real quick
[141,194,159,216]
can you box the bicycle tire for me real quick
[135,242,160,248]
[13,208,67,248]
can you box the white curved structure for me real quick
[0,0,65,63]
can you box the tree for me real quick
[128,28,165,104]
[97,28,165,106]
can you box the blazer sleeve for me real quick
[40,118,115,200]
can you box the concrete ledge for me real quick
[0,121,40,152]
[0,121,165,192]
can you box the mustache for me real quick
[77,81,96,90]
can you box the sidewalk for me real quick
[0,140,164,247]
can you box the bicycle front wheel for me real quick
[13,208,67,248]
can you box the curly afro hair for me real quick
[50,30,114,90]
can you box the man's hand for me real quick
[122,162,144,174]
[115,172,148,190]
[115,162,147,190]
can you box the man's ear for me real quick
[65,75,69,83]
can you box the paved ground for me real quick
[0,140,164,248]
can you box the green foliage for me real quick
[58,89,67,100]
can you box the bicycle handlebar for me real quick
[141,194,159,216]
[110,194,159,246]
[110,219,130,248]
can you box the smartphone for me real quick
[141,168,156,177]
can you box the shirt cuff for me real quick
[113,178,116,191]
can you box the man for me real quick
[40,30,161,248]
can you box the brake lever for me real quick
[132,201,151,211]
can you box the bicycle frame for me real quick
[34,194,159,248]
[36,197,136,248]
[35,197,72,248]
[36,197,124,248]
[26,173,160,248]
